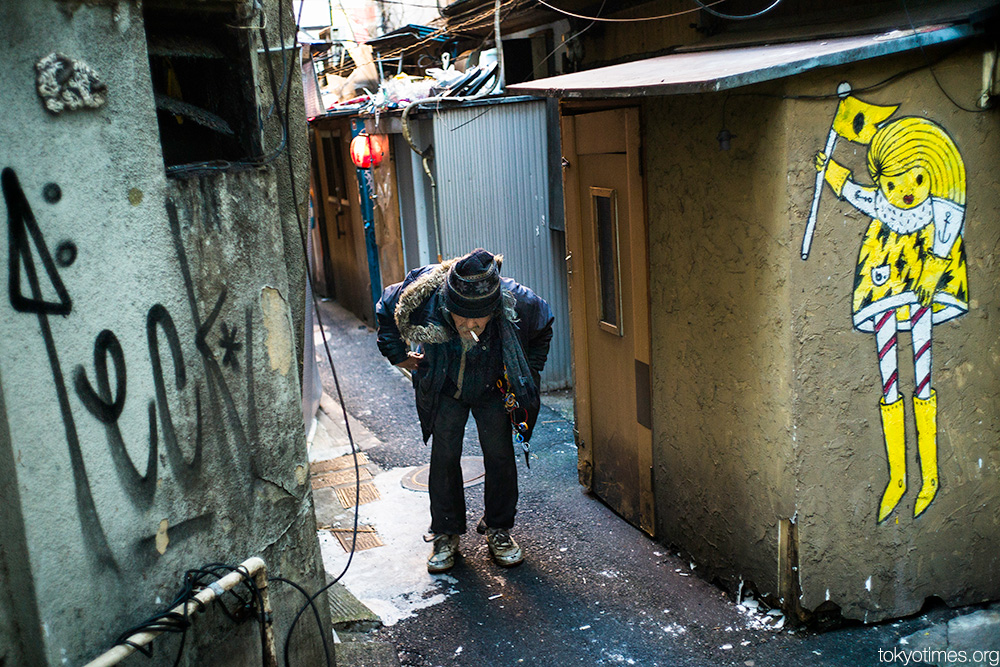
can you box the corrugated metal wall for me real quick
[432,99,571,390]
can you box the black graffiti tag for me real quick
[2,166,117,573]
[3,167,270,573]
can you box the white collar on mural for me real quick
[873,191,933,235]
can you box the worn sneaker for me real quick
[425,534,460,573]
[484,527,523,568]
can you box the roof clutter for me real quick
[309,21,505,117]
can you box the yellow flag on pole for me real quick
[831,96,898,144]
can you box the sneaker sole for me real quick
[489,553,524,568]
[427,552,460,573]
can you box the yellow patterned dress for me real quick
[842,181,968,332]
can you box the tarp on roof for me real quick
[365,24,450,48]
[508,24,974,98]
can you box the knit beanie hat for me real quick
[443,248,503,318]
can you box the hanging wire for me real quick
[107,564,268,667]
[691,0,782,21]
[898,0,992,112]
[323,0,520,77]
[533,0,729,22]
[718,43,977,147]
[530,0,606,77]
[261,3,369,663]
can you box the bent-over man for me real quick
[376,249,553,573]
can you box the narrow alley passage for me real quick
[309,299,977,667]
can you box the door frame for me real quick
[561,104,654,535]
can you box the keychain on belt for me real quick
[496,365,530,468]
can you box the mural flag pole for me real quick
[801,83,852,261]
[801,127,838,261]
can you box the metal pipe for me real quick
[494,0,505,91]
[83,557,276,667]
[402,98,445,262]
[422,154,442,262]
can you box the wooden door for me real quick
[314,125,372,324]
[562,107,653,534]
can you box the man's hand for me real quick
[395,351,424,371]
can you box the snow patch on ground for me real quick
[600,649,636,664]
[733,595,786,632]
[319,466,459,626]
[660,623,687,636]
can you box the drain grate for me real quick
[336,481,381,508]
[311,452,370,474]
[311,466,373,490]
[329,525,383,552]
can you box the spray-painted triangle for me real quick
[2,167,72,315]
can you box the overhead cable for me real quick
[691,0,783,21]
[533,0,729,22]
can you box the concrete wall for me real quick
[0,1,328,664]
[786,47,1000,621]
[643,42,1000,621]
[644,89,798,599]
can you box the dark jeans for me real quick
[429,391,517,535]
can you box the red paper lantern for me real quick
[350,133,386,168]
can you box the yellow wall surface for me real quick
[643,86,797,601]
[786,45,1000,621]
[643,40,1000,621]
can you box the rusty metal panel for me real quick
[431,99,571,390]
[508,25,973,98]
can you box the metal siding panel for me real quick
[432,101,571,390]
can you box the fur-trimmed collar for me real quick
[394,260,517,345]
[394,261,455,345]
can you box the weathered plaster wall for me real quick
[786,46,1000,621]
[0,1,327,664]
[261,0,311,384]
[0,371,45,666]
[645,43,1000,622]
[644,90,797,598]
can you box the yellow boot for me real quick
[913,391,939,518]
[878,397,907,523]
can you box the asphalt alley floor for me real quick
[310,298,997,667]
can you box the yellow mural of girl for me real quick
[816,116,968,522]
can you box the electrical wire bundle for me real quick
[112,563,271,666]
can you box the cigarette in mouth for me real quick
[470,331,479,342]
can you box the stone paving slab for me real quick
[333,640,401,667]
[310,394,401,666]
[327,581,382,632]
[900,603,1000,666]
[308,393,382,462]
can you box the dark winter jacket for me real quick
[376,260,554,443]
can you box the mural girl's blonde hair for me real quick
[867,116,966,205]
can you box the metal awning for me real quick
[507,24,974,98]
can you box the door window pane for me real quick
[592,189,620,332]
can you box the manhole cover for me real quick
[400,456,485,492]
